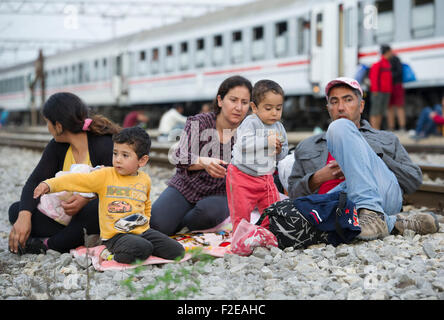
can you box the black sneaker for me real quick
[18,238,47,255]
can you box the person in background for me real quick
[412,96,444,139]
[8,92,120,254]
[199,103,211,114]
[0,108,9,128]
[157,104,187,141]
[33,127,184,264]
[386,50,406,132]
[369,44,393,130]
[150,75,252,236]
[429,107,444,126]
[226,79,288,233]
[123,110,149,128]
[287,77,438,241]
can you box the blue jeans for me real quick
[415,104,442,137]
[326,119,402,233]
[150,186,230,236]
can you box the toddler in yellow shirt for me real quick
[34,126,184,264]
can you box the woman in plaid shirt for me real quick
[150,76,252,235]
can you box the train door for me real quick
[340,0,359,78]
[309,2,339,95]
[112,53,129,104]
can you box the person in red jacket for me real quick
[369,44,393,130]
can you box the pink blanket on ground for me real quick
[70,197,290,272]
[70,231,232,271]
[70,245,193,271]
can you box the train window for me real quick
[114,56,122,77]
[411,0,435,38]
[19,76,24,91]
[139,51,146,61]
[252,26,265,61]
[47,70,52,87]
[53,69,58,86]
[55,70,59,86]
[151,48,159,74]
[297,18,310,54]
[82,63,89,83]
[51,69,56,87]
[275,21,288,57]
[102,58,108,80]
[316,13,323,47]
[128,52,136,77]
[195,38,205,68]
[232,31,243,64]
[213,34,224,66]
[166,45,173,56]
[92,60,98,82]
[375,0,394,43]
[180,41,189,70]
[64,66,68,85]
[78,62,83,83]
[72,65,77,84]
[165,45,175,73]
[138,50,147,75]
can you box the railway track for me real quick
[0,129,443,210]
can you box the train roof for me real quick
[1,0,312,71]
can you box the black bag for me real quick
[256,191,361,250]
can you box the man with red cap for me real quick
[287,77,438,240]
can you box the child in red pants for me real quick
[227,80,288,233]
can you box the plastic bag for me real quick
[354,64,370,85]
[38,191,73,226]
[231,219,278,256]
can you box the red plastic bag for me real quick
[231,219,278,256]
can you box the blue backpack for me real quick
[402,63,416,83]
[257,191,361,249]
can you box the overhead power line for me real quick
[0,0,238,18]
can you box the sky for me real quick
[0,0,257,68]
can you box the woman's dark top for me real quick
[168,112,235,204]
[19,132,114,213]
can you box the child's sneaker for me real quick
[18,238,47,255]
[99,248,114,262]
[394,212,439,235]
[356,209,389,240]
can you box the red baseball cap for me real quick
[325,77,363,99]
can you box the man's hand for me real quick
[8,210,32,254]
[308,160,345,192]
[429,111,437,119]
[61,194,91,216]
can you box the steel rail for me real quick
[0,130,443,210]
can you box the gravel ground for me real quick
[0,146,443,300]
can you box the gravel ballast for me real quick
[0,146,443,300]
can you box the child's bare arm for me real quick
[33,182,50,199]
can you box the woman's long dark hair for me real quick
[212,75,252,115]
[42,92,121,135]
